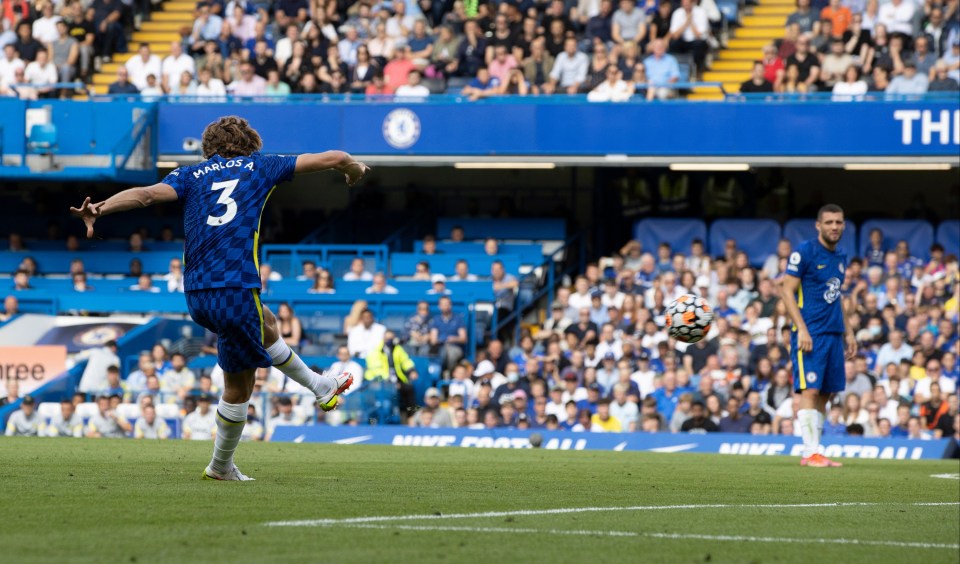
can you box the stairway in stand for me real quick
[688,0,791,101]
[88,1,196,95]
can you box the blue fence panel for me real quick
[936,220,959,258]
[0,251,180,275]
[260,245,389,279]
[859,220,935,261]
[709,219,782,267]
[413,241,546,264]
[390,253,522,277]
[633,218,708,258]
[783,219,858,259]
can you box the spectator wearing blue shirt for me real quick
[651,370,681,421]
[863,228,887,267]
[894,240,924,281]
[642,38,679,99]
[461,66,501,99]
[192,4,224,42]
[718,396,752,433]
[107,66,139,94]
[429,295,467,377]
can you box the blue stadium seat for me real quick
[859,220,935,261]
[633,218,707,259]
[783,219,858,259]
[390,253,522,278]
[709,219,782,267]
[717,0,739,23]
[27,123,58,154]
[936,221,959,258]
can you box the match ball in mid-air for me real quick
[665,294,713,344]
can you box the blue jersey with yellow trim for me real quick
[785,239,846,335]
[161,153,297,291]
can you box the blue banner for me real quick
[156,99,960,157]
[270,425,956,460]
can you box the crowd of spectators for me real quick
[1,0,732,100]
[739,0,960,97]
[399,227,959,442]
[3,223,959,444]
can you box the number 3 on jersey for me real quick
[207,179,239,226]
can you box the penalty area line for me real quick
[263,501,960,527]
[334,523,960,550]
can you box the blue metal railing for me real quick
[494,232,586,343]
[729,91,960,103]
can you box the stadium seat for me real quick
[27,123,58,155]
[859,220,935,261]
[75,402,99,420]
[936,221,959,258]
[390,253,522,278]
[155,404,180,420]
[38,402,60,420]
[783,219,858,259]
[634,218,708,259]
[709,219,782,267]
[116,403,141,421]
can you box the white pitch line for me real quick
[263,502,960,527]
[337,524,960,550]
[930,473,960,480]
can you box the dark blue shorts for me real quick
[186,288,273,373]
[791,332,846,394]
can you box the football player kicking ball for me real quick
[780,204,857,468]
[71,116,369,481]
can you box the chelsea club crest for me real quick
[382,109,421,149]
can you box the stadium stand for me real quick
[3,0,956,101]
[3,212,958,443]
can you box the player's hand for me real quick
[845,331,858,360]
[797,327,813,353]
[342,161,369,187]
[69,197,105,238]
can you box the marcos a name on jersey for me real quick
[161,153,297,291]
[785,239,847,335]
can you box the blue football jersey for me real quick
[785,239,847,335]
[161,153,297,291]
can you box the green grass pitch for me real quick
[1,438,958,563]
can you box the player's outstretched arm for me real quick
[69,183,178,238]
[294,150,370,186]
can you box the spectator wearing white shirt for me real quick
[23,48,57,96]
[877,0,915,37]
[161,41,195,93]
[125,43,161,90]
[329,345,364,394]
[46,399,84,438]
[0,44,25,91]
[831,64,868,100]
[196,68,227,96]
[182,393,217,440]
[668,0,710,74]
[77,341,121,396]
[394,69,431,97]
[343,257,374,281]
[266,396,304,440]
[273,25,299,68]
[587,65,635,101]
[347,308,387,357]
[545,36,589,94]
[31,3,61,45]
[365,272,399,294]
